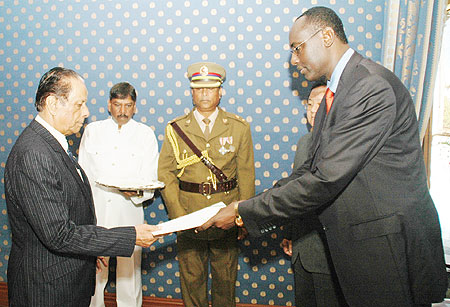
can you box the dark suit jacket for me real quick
[240,52,447,306]
[283,132,331,275]
[4,120,137,307]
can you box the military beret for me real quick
[187,62,226,88]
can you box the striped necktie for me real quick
[67,150,84,181]
[67,150,78,164]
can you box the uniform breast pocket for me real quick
[211,141,236,168]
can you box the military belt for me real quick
[179,178,237,196]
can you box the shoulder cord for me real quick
[166,124,217,188]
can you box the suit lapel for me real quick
[332,52,363,111]
[30,120,95,214]
[309,52,364,164]
[310,96,327,160]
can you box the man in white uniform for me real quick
[79,82,159,307]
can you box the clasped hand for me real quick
[119,189,143,197]
[135,224,161,247]
[196,201,247,239]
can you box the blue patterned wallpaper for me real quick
[0,1,385,305]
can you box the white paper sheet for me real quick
[152,202,226,236]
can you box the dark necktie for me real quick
[67,150,78,165]
[325,88,334,114]
[67,150,84,181]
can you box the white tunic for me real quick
[78,118,159,228]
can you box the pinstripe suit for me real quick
[5,119,137,306]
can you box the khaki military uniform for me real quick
[158,107,255,307]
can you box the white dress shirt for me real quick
[35,114,83,179]
[193,107,219,134]
[327,48,355,93]
[78,117,159,227]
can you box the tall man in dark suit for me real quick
[199,6,448,306]
[4,67,159,306]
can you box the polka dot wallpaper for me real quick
[0,0,384,305]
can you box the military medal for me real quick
[219,137,228,155]
[227,136,235,152]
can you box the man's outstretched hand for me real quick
[135,224,161,247]
[196,200,242,232]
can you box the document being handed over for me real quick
[152,202,226,236]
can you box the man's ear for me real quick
[107,99,112,114]
[45,95,59,116]
[219,87,223,99]
[322,26,335,48]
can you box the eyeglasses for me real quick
[290,29,322,56]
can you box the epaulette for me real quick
[168,113,189,124]
[224,111,249,125]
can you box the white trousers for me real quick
[90,246,142,307]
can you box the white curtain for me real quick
[430,8,450,265]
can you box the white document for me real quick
[152,202,226,236]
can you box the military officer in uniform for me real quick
[158,62,255,307]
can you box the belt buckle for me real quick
[201,182,212,199]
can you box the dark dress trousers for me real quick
[282,132,343,307]
[4,120,137,307]
[290,132,331,277]
[239,52,447,306]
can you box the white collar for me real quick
[108,117,136,131]
[327,48,354,93]
[35,114,69,152]
[193,107,219,127]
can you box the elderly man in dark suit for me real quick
[199,6,447,307]
[4,67,159,306]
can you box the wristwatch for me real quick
[234,202,244,227]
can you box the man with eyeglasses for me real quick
[158,62,255,307]
[199,6,447,306]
